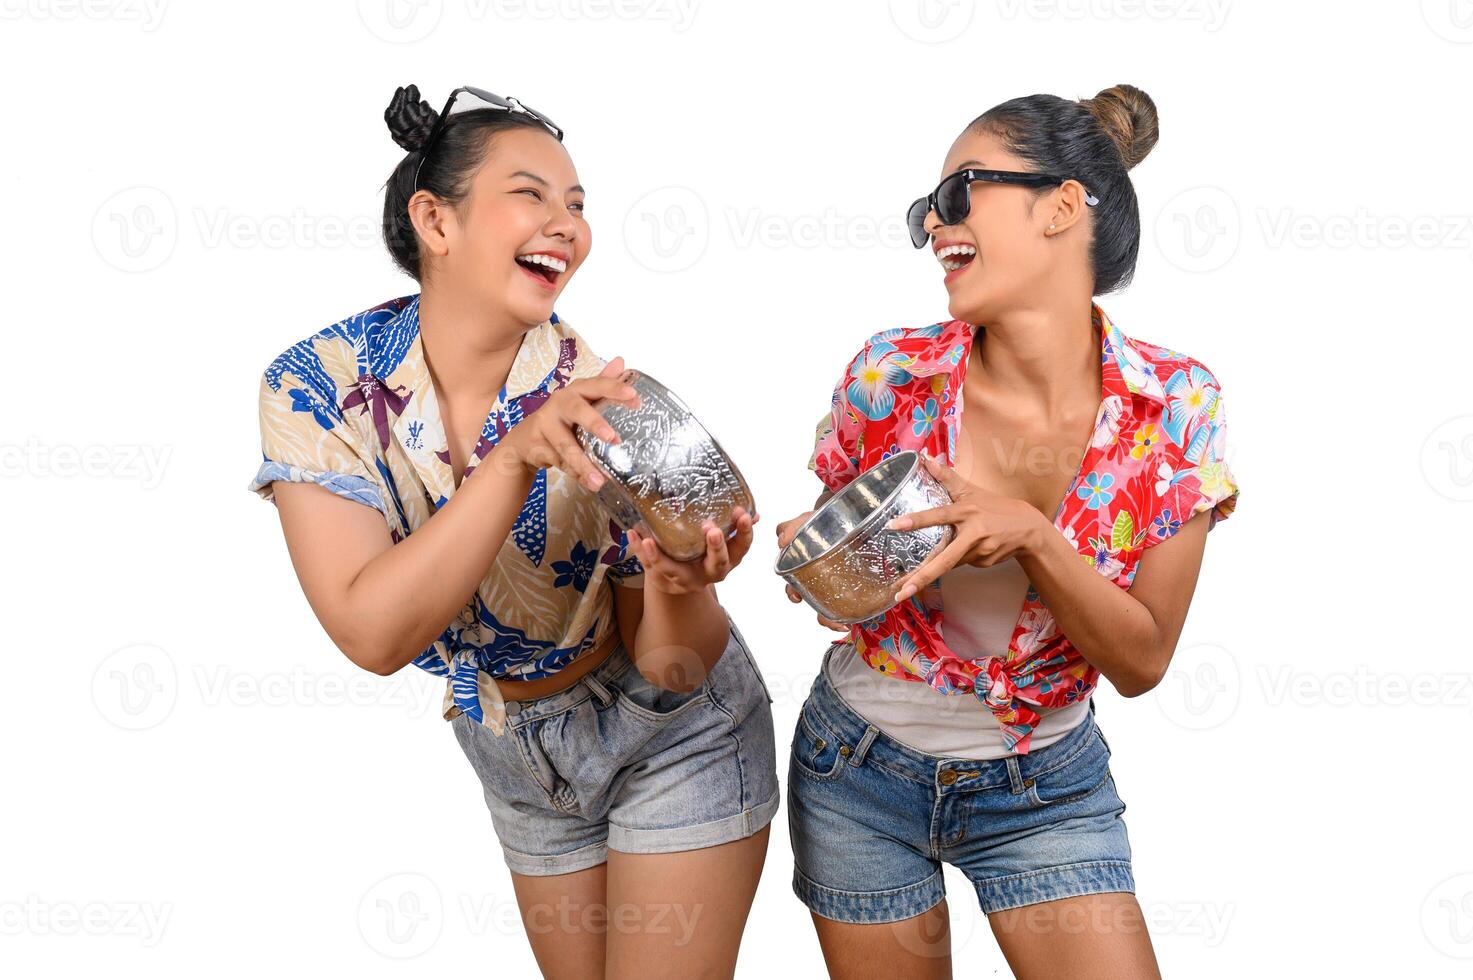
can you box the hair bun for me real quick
[384,84,439,153]
[1081,84,1159,170]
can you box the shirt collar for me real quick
[377,295,566,505]
[927,302,1169,408]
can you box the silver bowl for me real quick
[775,450,954,625]
[576,370,756,562]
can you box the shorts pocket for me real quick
[1022,725,1112,808]
[790,707,848,782]
[613,662,710,726]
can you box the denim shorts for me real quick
[787,646,1134,922]
[451,621,779,876]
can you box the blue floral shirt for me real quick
[250,294,643,734]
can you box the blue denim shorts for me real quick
[451,622,779,876]
[787,647,1134,922]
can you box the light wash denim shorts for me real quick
[787,646,1134,922]
[451,621,779,876]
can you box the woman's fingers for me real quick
[724,508,755,568]
[700,522,732,581]
[785,584,802,603]
[598,355,625,378]
[570,402,619,444]
[887,505,963,532]
[892,537,970,604]
[818,615,849,632]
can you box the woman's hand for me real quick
[887,454,1051,604]
[496,356,641,492]
[627,506,758,595]
[776,510,849,632]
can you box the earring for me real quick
[1048,223,1056,230]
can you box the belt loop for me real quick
[1006,756,1026,794]
[582,672,615,708]
[850,725,879,767]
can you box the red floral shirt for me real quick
[809,302,1239,752]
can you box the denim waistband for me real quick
[807,644,1100,795]
[497,641,637,728]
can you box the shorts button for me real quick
[1023,777,1035,788]
[504,701,521,717]
[838,745,851,757]
[938,770,958,786]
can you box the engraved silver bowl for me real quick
[774,450,955,625]
[576,370,756,562]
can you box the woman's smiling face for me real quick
[924,128,1074,326]
[422,126,590,326]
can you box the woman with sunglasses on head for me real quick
[778,85,1239,979]
[249,85,778,979]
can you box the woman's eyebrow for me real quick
[509,170,585,194]
[955,159,985,169]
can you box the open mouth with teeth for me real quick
[515,251,568,288]
[936,244,977,273]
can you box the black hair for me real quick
[968,83,1159,295]
[381,84,558,282]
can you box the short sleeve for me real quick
[249,372,385,514]
[1146,384,1238,548]
[807,352,864,493]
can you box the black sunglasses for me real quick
[907,168,1099,249]
[413,86,564,193]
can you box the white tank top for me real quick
[827,560,1091,759]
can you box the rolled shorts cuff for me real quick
[974,859,1136,915]
[501,838,610,878]
[608,786,781,855]
[793,867,946,925]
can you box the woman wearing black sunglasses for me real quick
[250,85,777,978]
[778,85,1239,978]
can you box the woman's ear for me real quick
[1044,180,1092,237]
[407,190,454,260]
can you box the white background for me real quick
[5,0,1472,975]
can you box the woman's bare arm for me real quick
[1014,507,1212,697]
[268,362,639,676]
